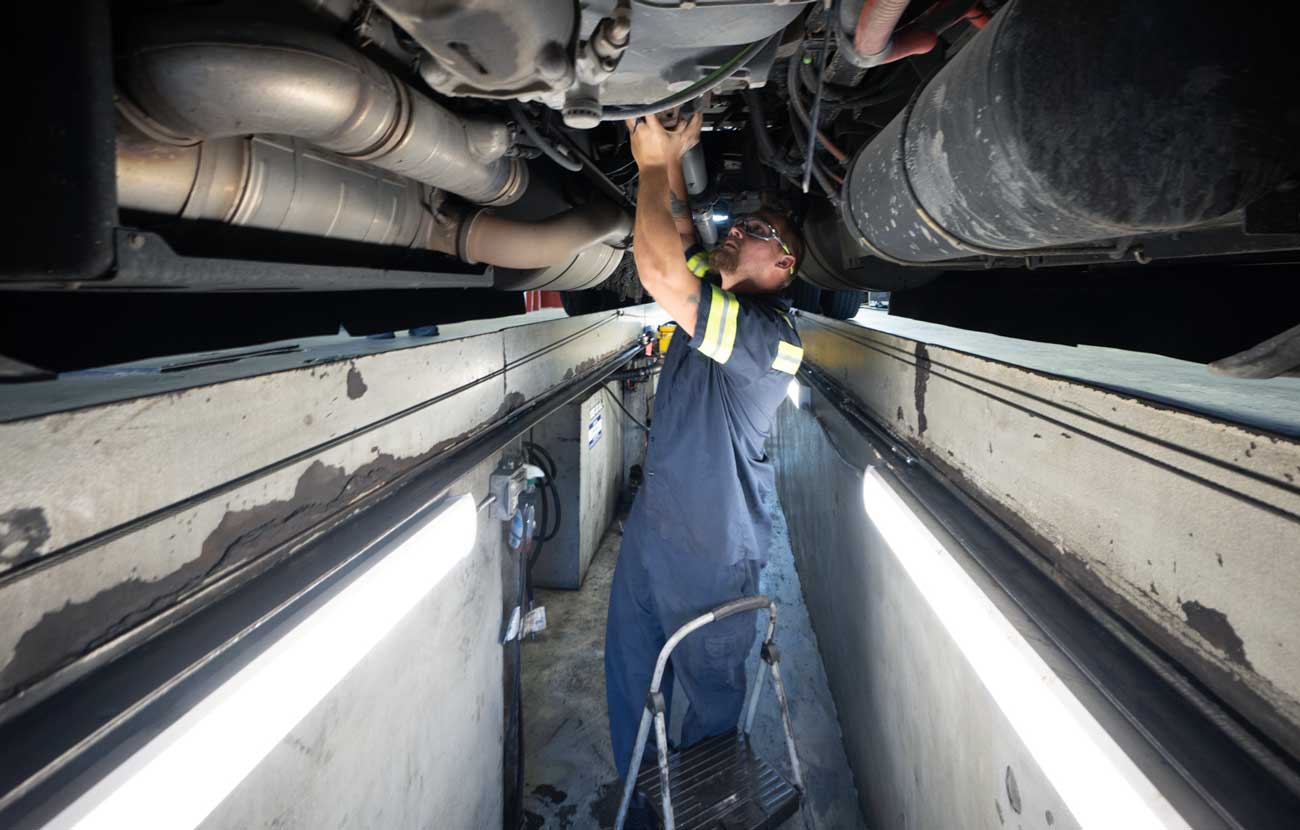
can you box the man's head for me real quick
[708,208,803,294]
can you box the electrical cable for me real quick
[523,442,561,542]
[798,54,907,104]
[788,31,848,178]
[810,159,841,201]
[523,441,557,480]
[532,480,548,568]
[802,8,834,193]
[551,131,638,209]
[539,478,561,542]
[602,34,778,120]
[605,158,638,178]
[508,101,583,172]
[743,89,803,179]
[783,100,842,200]
[509,499,528,830]
[604,386,650,432]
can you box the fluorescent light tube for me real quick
[860,468,1188,830]
[47,493,479,830]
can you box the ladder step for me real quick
[636,729,800,830]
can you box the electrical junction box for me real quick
[528,382,625,589]
[489,464,528,521]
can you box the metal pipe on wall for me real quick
[116,18,527,206]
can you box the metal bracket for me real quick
[646,689,667,715]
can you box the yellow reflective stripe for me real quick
[717,289,740,363]
[685,253,709,278]
[699,284,740,365]
[771,340,803,374]
[779,312,794,329]
[699,284,727,361]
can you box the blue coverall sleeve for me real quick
[688,281,804,382]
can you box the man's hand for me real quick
[624,112,706,336]
[625,112,703,169]
[674,111,703,158]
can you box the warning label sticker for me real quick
[587,399,604,449]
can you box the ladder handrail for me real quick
[614,595,803,830]
[648,596,775,698]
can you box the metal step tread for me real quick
[636,729,800,830]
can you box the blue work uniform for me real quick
[605,248,803,781]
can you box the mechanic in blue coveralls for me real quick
[606,111,805,798]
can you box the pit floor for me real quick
[520,497,868,829]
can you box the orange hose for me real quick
[964,4,991,29]
[853,0,913,57]
[818,129,849,163]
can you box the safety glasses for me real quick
[731,214,796,274]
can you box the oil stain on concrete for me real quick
[1182,599,1254,670]
[913,343,931,436]
[346,365,368,400]
[0,507,51,569]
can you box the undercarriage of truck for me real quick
[3,2,1300,830]
[5,0,1299,374]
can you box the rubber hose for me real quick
[854,0,913,56]
[602,35,777,120]
[508,101,583,172]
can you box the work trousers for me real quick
[604,507,763,781]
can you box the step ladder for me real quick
[615,596,804,830]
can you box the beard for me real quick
[708,245,740,274]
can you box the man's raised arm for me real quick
[625,114,705,336]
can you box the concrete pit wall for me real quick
[771,398,1081,829]
[0,308,665,829]
[771,390,1232,829]
[198,453,508,830]
[793,315,1300,759]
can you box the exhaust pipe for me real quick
[456,202,631,291]
[841,0,1294,264]
[457,206,631,270]
[113,18,632,290]
[116,123,440,248]
[116,18,526,206]
[116,121,629,290]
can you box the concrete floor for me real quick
[520,497,867,829]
